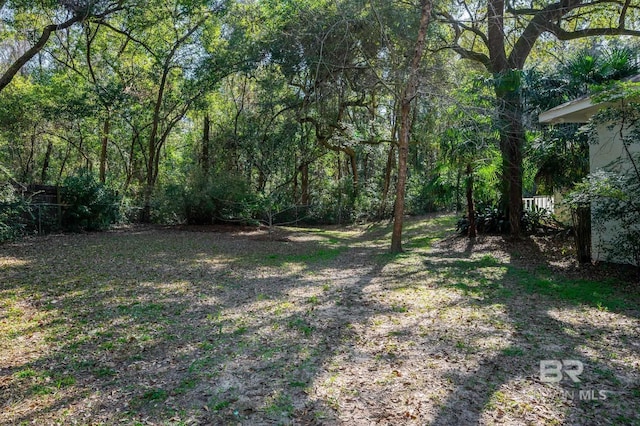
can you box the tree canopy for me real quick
[1,0,640,248]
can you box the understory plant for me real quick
[0,182,28,242]
[61,170,121,231]
[565,80,640,266]
[456,201,557,236]
[156,172,259,225]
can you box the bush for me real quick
[0,183,28,242]
[154,172,260,225]
[61,170,121,231]
[521,204,554,233]
[457,202,557,236]
[306,177,357,225]
[566,168,640,266]
[456,202,509,235]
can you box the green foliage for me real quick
[457,202,555,236]
[61,170,121,231]
[521,204,553,233]
[155,172,259,225]
[525,46,640,194]
[307,177,358,225]
[567,167,640,266]
[456,202,509,235]
[0,182,28,242]
[564,79,640,266]
[305,177,387,225]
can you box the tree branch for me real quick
[550,24,640,40]
[0,14,82,92]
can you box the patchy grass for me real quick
[0,215,639,425]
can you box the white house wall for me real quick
[590,123,640,263]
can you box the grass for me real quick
[0,215,638,425]
[265,246,347,265]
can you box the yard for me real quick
[1,215,639,425]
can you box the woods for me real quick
[1,0,640,248]
[3,2,640,423]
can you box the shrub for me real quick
[61,170,121,231]
[566,168,640,266]
[0,183,28,242]
[158,172,260,226]
[521,204,554,233]
[456,202,509,235]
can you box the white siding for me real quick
[590,124,640,263]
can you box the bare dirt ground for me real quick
[1,215,639,425]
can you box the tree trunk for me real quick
[58,143,71,183]
[466,163,476,238]
[202,113,210,175]
[23,126,37,182]
[349,152,358,190]
[142,57,171,223]
[99,116,109,183]
[363,153,369,182]
[300,162,310,205]
[379,144,395,219]
[390,0,432,253]
[0,14,82,93]
[573,205,591,263]
[496,88,524,236]
[41,140,53,183]
[455,168,462,212]
[391,101,412,252]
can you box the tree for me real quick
[0,0,123,92]
[438,0,640,236]
[439,75,501,237]
[525,46,639,194]
[88,0,244,221]
[390,0,433,252]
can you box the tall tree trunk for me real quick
[202,113,210,175]
[363,153,369,182]
[349,152,358,190]
[300,162,310,205]
[142,59,171,223]
[99,116,109,183]
[23,126,37,182]
[293,162,299,201]
[58,143,71,183]
[455,168,462,212]
[496,87,524,236]
[379,144,395,219]
[123,131,138,192]
[41,140,53,183]
[391,0,432,253]
[466,163,476,238]
[573,205,591,263]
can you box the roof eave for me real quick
[538,96,602,124]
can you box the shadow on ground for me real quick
[1,217,639,425]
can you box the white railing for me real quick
[523,196,554,213]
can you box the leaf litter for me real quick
[0,216,638,425]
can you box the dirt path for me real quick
[1,216,638,425]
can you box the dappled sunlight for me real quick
[546,305,639,333]
[1,217,639,424]
[478,378,569,425]
[0,255,30,269]
[545,306,640,380]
